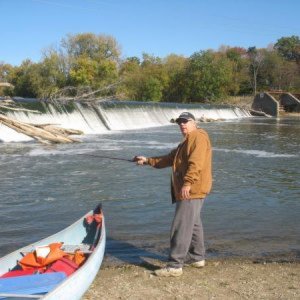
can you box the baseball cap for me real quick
[175,112,195,123]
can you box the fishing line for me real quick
[78,153,135,162]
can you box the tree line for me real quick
[0,33,299,103]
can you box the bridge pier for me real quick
[251,92,300,116]
[251,92,279,116]
[279,93,300,113]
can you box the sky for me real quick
[1,0,299,66]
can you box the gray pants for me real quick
[168,199,205,268]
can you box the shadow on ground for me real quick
[103,237,168,270]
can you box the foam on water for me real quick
[214,147,297,158]
[0,123,32,142]
[0,101,251,143]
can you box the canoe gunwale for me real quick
[42,216,106,299]
[0,208,106,300]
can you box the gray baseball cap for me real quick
[175,112,195,123]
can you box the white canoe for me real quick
[0,204,106,300]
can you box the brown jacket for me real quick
[148,128,212,201]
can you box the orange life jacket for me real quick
[19,242,66,270]
[65,251,86,267]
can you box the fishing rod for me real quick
[78,153,137,162]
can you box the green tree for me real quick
[162,54,187,102]
[10,60,43,98]
[10,52,68,98]
[274,36,300,63]
[225,47,250,95]
[117,57,141,99]
[140,54,168,101]
[261,50,300,91]
[118,54,167,102]
[184,50,233,102]
[61,33,120,91]
[141,53,162,67]
[61,33,120,61]
[119,57,140,76]
[69,55,98,86]
[121,53,167,101]
[0,63,14,96]
[137,76,163,101]
[38,50,68,97]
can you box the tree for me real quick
[137,76,163,101]
[60,33,120,91]
[119,57,140,76]
[69,56,98,86]
[162,54,187,102]
[10,60,43,98]
[117,57,141,99]
[225,47,249,95]
[61,33,121,62]
[10,52,68,98]
[137,53,168,101]
[184,50,233,102]
[118,54,168,102]
[274,36,300,64]
[247,47,265,95]
[38,50,68,98]
[141,53,162,67]
[0,63,14,96]
[256,49,300,91]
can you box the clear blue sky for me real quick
[1,0,299,66]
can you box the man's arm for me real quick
[135,148,177,168]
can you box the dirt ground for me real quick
[83,258,300,300]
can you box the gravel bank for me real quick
[83,258,300,299]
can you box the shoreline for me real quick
[101,248,300,268]
[83,257,300,299]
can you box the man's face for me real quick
[177,118,196,136]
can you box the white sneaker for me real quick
[154,267,183,277]
[188,260,205,268]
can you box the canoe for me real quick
[0,204,106,300]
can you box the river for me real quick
[0,106,299,264]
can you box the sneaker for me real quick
[187,260,205,268]
[154,267,183,277]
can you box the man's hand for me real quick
[133,156,148,165]
[181,185,191,200]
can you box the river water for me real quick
[0,116,299,264]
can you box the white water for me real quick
[0,101,251,142]
[214,148,298,158]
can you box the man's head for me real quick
[175,112,197,136]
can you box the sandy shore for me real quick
[83,258,300,299]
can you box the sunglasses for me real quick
[177,119,191,125]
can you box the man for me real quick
[135,112,212,277]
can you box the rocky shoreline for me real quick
[83,257,300,299]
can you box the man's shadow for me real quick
[104,237,168,271]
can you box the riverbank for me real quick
[216,95,253,109]
[83,257,300,299]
